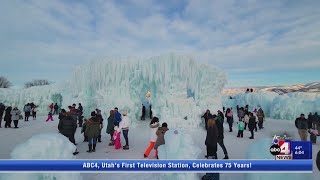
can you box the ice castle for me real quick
[0,54,227,128]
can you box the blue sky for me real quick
[0,0,320,88]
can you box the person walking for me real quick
[0,103,5,128]
[96,109,103,143]
[295,114,308,141]
[237,120,245,138]
[81,119,88,142]
[49,103,54,113]
[23,103,31,121]
[141,104,146,120]
[144,117,160,158]
[225,108,234,132]
[85,111,101,153]
[202,109,212,130]
[46,111,54,121]
[58,110,78,145]
[257,107,265,129]
[154,122,169,159]
[205,117,219,159]
[32,106,37,120]
[114,107,122,126]
[119,110,130,150]
[149,105,153,119]
[11,106,21,128]
[317,150,320,171]
[4,106,12,128]
[244,111,249,130]
[113,126,122,150]
[308,112,313,130]
[53,103,58,115]
[248,112,256,139]
[77,104,83,127]
[214,114,229,159]
[313,112,320,132]
[107,110,116,146]
[238,107,245,121]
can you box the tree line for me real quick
[0,76,51,88]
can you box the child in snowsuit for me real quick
[46,112,53,121]
[81,119,88,142]
[237,120,245,138]
[113,126,122,150]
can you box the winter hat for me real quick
[122,110,127,116]
[91,111,96,116]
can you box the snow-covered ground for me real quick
[0,115,319,180]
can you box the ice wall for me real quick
[0,85,65,115]
[246,138,311,180]
[0,54,227,127]
[223,92,320,120]
[158,129,202,180]
[0,133,82,180]
[71,54,227,127]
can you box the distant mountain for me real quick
[222,82,320,96]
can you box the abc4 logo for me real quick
[270,140,291,156]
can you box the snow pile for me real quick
[223,92,320,120]
[0,133,82,180]
[245,138,311,180]
[158,129,201,180]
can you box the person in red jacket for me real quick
[49,103,53,113]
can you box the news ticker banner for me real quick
[0,160,313,173]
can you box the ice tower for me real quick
[71,54,227,128]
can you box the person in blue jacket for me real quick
[114,107,122,126]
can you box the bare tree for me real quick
[25,79,51,88]
[0,76,12,88]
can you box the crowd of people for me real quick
[0,102,40,128]
[202,105,266,160]
[295,112,320,142]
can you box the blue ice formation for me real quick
[0,54,227,128]
[223,92,320,120]
[158,129,202,180]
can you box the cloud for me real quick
[0,0,320,87]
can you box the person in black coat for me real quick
[58,110,77,145]
[53,103,59,115]
[205,117,218,159]
[295,114,308,141]
[248,112,256,139]
[202,110,212,130]
[215,115,229,159]
[141,104,146,120]
[4,106,12,128]
[149,105,153,119]
[317,150,320,171]
[96,109,103,143]
[307,112,313,129]
[0,103,5,128]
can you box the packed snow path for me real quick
[0,115,319,180]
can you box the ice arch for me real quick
[71,54,227,128]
